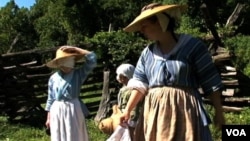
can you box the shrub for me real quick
[85,30,149,70]
[225,35,250,76]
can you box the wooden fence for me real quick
[1,45,250,124]
[199,3,250,108]
[0,47,119,122]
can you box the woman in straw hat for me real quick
[119,3,225,141]
[45,46,97,141]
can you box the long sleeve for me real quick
[78,52,97,84]
[45,76,56,111]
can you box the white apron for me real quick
[50,98,89,141]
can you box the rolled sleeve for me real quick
[127,78,148,95]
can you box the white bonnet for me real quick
[116,64,135,79]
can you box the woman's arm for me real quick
[207,90,225,130]
[120,89,144,124]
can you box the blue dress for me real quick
[45,52,97,141]
[128,34,223,141]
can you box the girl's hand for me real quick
[45,112,50,128]
[60,46,78,53]
[45,119,50,129]
[60,46,90,54]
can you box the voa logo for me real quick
[226,129,246,136]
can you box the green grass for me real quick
[0,116,49,141]
[0,106,250,141]
[207,105,250,141]
[0,116,108,141]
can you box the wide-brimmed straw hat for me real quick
[46,47,85,68]
[124,4,187,32]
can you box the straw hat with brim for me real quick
[124,4,187,32]
[46,49,85,68]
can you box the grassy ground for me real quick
[0,105,250,141]
[0,116,108,141]
[207,105,250,141]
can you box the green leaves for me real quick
[85,30,149,69]
[225,36,250,76]
[0,1,36,53]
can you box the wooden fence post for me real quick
[94,70,111,125]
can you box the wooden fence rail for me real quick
[0,47,119,122]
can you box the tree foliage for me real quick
[85,30,149,70]
[0,0,250,76]
[94,0,151,31]
[0,0,37,53]
[225,36,250,76]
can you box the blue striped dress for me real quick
[128,34,223,141]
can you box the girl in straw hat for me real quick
[119,3,225,141]
[45,46,97,141]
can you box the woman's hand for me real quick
[213,108,225,130]
[119,89,144,127]
[119,110,131,127]
[208,91,225,130]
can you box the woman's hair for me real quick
[142,3,176,31]
[141,3,178,41]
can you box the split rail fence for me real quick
[1,3,250,123]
